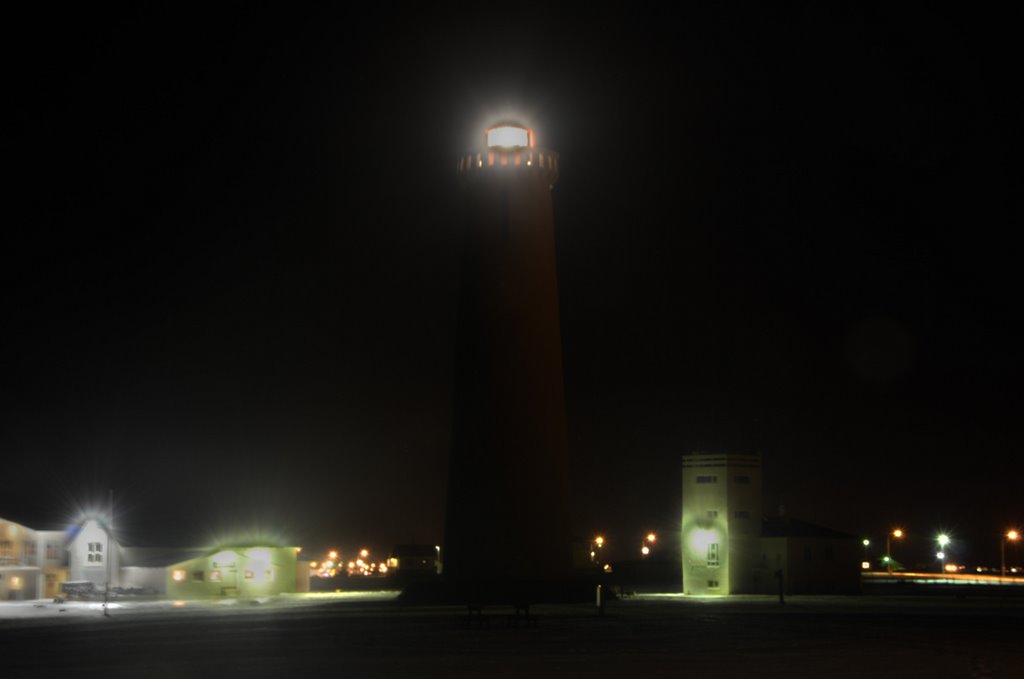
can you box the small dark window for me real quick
[696,475,718,484]
[706,510,718,518]
[734,475,751,484]
[734,510,750,519]
[192,571,204,581]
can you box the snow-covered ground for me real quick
[0,590,398,623]
[1,593,1021,677]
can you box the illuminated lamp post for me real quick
[592,536,605,564]
[886,529,903,575]
[641,533,656,559]
[1002,530,1020,579]
[936,534,950,574]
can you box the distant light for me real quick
[944,564,958,573]
[173,600,186,607]
[936,552,945,560]
[328,550,338,560]
[359,548,369,558]
[594,536,604,547]
[641,545,650,556]
[486,125,531,149]
[310,561,318,568]
[602,564,612,573]
[892,529,904,539]
[647,533,657,543]
[937,534,950,547]
[1008,530,1021,541]
[882,556,891,563]
[861,561,870,570]
[862,539,870,547]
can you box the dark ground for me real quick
[2,594,1022,677]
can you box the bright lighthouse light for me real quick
[486,125,532,149]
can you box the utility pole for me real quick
[104,489,112,617]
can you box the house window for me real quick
[46,542,60,560]
[23,541,37,560]
[734,510,750,519]
[192,571,204,582]
[707,543,720,567]
[706,510,719,518]
[244,570,254,580]
[707,579,720,589]
[696,475,718,484]
[88,542,103,564]
[734,475,751,484]
[209,570,222,582]
[0,541,11,558]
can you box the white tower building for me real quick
[681,452,762,594]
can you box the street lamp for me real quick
[1002,529,1020,578]
[641,532,657,559]
[591,535,605,564]
[937,534,950,574]
[886,529,903,575]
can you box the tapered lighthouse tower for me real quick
[444,124,572,599]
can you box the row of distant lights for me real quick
[588,533,659,572]
[859,528,1020,573]
[308,549,387,578]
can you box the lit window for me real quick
[707,543,720,567]
[209,570,222,582]
[696,475,718,484]
[244,570,254,580]
[172,569,186,582]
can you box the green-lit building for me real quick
[166,546,305,598]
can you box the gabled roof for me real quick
[762,516,857,540]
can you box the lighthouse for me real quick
[443,123,573,599]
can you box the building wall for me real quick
[68,519,120,587]
[681,453,762,594]
[0,520,70,600]
[166,547,299,598]
[784,537,860,594]
[120,567,167,594]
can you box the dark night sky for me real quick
[3,5,1022,566]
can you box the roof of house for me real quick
[762,516,857,540]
